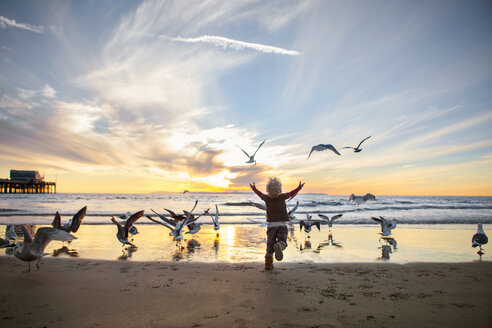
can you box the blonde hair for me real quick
[266,177,282,198]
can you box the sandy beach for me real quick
[1,257,491,328]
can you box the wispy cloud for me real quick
[0,16,44,34]
[163,35,300,56]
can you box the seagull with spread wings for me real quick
[51,206,87,233]
[307,144,341,159]
[318,213,343,228]
[341,136,371,152]
[236,140,266,166]
[13,225,77,272]
[110,210,144,246]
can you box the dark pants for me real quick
[266,226,288,256]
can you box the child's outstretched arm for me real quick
[288,181,305,198]
[249,182,264,198]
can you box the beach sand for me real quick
[1,257,491,327]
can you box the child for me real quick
[250,177,304,270]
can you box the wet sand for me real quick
[1,257,491,328]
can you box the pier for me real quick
[1,170,56,194]
[0,179,56,193]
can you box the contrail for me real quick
[162,35,300,56]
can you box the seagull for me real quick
[236,140,266,166]
[183,190,189,194]
[210,204,220,236]
[146,201,198,241]
[307,144,341,159]
[162,208,187,222]
[249,201,267,211]
[300,213,321,234]
[472,223,488,255]
[287,201,300,220]
[5,224,17,241]
[13,225,76,272]
[341,136,371,152]
[371,216,397,236]
[318,214,343,228]
[349,193,376,205]
[119,211,139,236]
[51,206,88,233]
[110,210,144,246]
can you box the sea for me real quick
[1,193,491,263]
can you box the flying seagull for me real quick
[371,216,397,236]
[472,223,488,255]
[51,206,87,233]
[307,144,341,159]
[349,193,376,205]
[318,214,343,228]
[110,210,144,246]
[236,140,266,166]
[13,225,76,272]
[300,213,321,234]
[341,136,371,152]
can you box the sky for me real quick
[0,0,491,195]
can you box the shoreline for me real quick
[1,257,491,327]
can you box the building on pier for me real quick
[0,170,56,194]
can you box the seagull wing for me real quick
[325,144,341,156]
[124,210,144,232]
[145,215,173,231]
[33,227,76,251]
[307,146,316,160]
[288,201,299,215]
[357,136,371,149]
[249,201,267,211]
[51,212,62,229]
[252,140,266,157]
[318,214,329,221]
[111,217,126,238]
[20,225,33,243]
[70,206,87,233]
[331,214,343,222]
[163,208,181,220]
[315,221,321,231]
[236,144,251,158]
[371,216,383,224]
[151,208,177,226]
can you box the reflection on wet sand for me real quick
[118,245,137,261]
[52,246,79,258]
[0,224,489,263]
[314,233,343,253]
[377,237,397,261]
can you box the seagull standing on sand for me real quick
[210,204,220,236]
[318,214,343,228]
[119,211,139,236]
[13,225,77,272]
[472,223,488,255]
[51,206,88,233]
[236,140,266,166]
[341,136,371,152]
[371,216,397,236]
[307,144,341,159]
[110,210,144,246]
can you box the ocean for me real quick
[0,193,491,225]
[1,193,490,263]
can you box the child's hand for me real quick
[249,182,256,190]
[298,181,305,189]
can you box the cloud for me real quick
[163,35,300,56]
[0,16,44,34]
